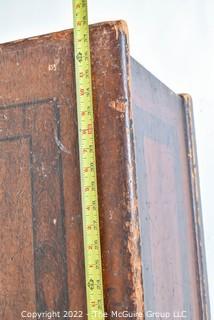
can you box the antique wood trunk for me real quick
[0,21,210,319]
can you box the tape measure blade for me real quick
[73,1,105,319]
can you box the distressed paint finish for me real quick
[131,59,210,319]
[0,137,36,318]
[181,94,211,320]
[0,21,209,319]
[0,22,143,319]
[0,100,69,316]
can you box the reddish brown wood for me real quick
[0,21,210,319]
[131,60,210,319]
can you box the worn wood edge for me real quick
[0,20,129,48]
[118,25,144,317]
[180,93,211,319]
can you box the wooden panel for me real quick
[0,137,36,318]
[131,58,210,319]
[0,101,68,316]
[143,137,183,312]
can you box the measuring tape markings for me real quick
[72,1,105,319]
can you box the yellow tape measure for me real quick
[72,1,105,319]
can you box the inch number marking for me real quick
[72,1,105,320]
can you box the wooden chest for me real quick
[0,21,210,319]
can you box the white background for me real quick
[0,0,213,315]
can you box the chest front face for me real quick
[0,22,141,319]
